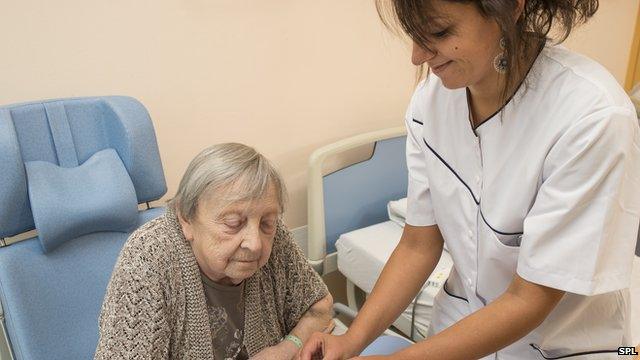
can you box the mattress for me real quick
[336,220,453,338]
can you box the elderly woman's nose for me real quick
[240,222,263,252]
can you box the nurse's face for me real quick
[179,182,280,286]
[411,1,503,90]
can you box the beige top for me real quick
[94,208,328,359]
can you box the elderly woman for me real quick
[95,143,333,360]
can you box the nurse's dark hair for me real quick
[376,0,599,100]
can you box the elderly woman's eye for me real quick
[261,220,276,232]
[224,219,243,228]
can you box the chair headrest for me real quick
[0,96,167,240]
[26,148,139,253]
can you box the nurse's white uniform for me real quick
[405,44,640,359]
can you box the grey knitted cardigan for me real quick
[94,208,328,359]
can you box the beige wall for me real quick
[0,0,415,227]
[1,0,638,229]
[563,0,639,84]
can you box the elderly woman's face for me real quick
[179,183,280,285]
[411,0,503,90]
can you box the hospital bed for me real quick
[307,127,453,341]
[0,96,167,360]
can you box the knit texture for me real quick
[94,208,328,359]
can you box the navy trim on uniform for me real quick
[420,132,525,236]
[466,86,508,131]
[529,344,619,359]
[443,279,469,303]
[468,39,547,134]
[479,208,523,236]
[421,137,480,205]
[412,119,424,125]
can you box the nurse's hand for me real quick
[297,333,360,360]
[250,340,299,360]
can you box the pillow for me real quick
[26,148,138,253]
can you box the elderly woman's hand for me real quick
[249,340,300,360]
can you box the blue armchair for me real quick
[0,96,167,359]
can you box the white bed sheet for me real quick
[336,221,453,338]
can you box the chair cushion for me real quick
[26,148,138,253]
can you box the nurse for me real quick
[300,0,639,359]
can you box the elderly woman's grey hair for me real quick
[169,143,287,221]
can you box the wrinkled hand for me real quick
[298,333,360,360]
[250,341,299,360]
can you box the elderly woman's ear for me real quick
[176,212,194,242]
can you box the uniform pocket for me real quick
[442,279,468,303]
[476,219,521,303]
[427,269,471,337]
[494,232,523,247]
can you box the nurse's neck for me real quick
[467,40,542,127]
[466,73,507,127]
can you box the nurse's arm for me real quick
[341,224,446,355]
[389,274,565,360]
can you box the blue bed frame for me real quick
[306,126,408,274]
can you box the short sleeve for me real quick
[517,106,640,296]
[405,87,437,227]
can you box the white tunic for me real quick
[405,45,640,359]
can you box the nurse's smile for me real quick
[429,61,452,76]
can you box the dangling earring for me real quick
[493,37,507,74]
